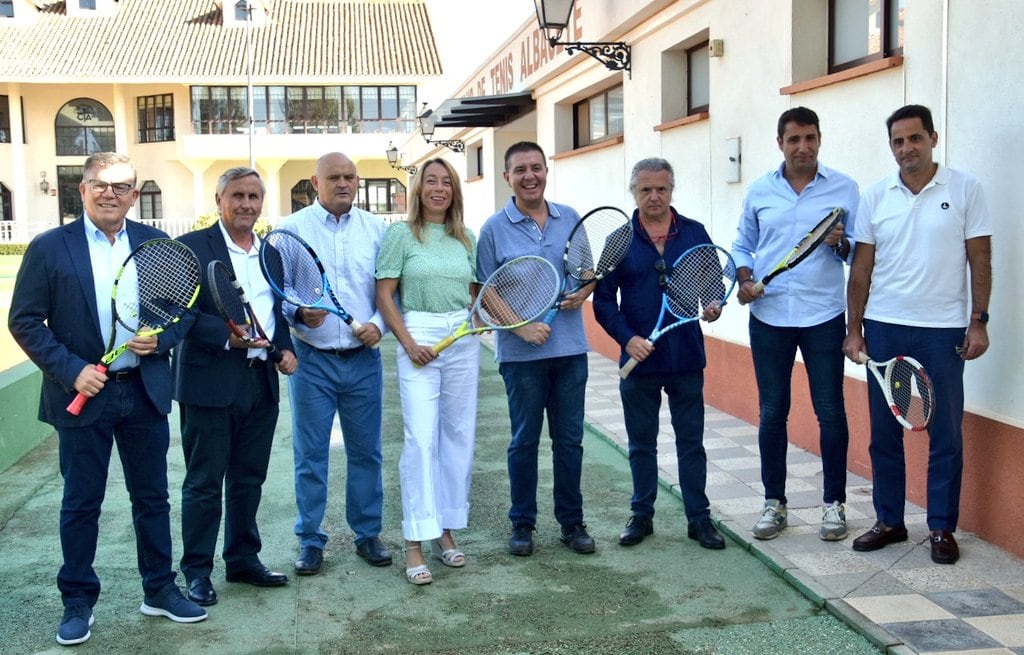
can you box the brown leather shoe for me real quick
[930,530,959,564]
[851,521,908,552]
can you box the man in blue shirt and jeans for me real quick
[731,107,859,542]
[593,157,726,550]
[477,141,595,556]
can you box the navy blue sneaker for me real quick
[56,604,93,646]
[140,583,208,623]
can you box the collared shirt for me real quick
[277,198,386,349]
[83,213,138,370]
[218,220,275,361]
[594,208,712,375]
[855,164,992,327]
[476,196,589,363]
[731,162,860,328]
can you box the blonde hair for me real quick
[406,158,471,251]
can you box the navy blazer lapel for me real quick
[203,224,232,269]
[63,217,103,340]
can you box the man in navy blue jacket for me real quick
[175,167,297,606]
[593,157,726,551]
[9,152,207,646]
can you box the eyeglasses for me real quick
[86,179,134,196]
[655,258,669,290]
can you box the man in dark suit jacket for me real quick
[174,166,297,607]
[8,152,208,647]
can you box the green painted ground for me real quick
[0,338,881,654]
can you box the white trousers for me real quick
[396,309,480,542]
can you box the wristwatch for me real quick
[971,311,989,324]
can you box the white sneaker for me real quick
[820,501,848,541]
[752,499,787,540]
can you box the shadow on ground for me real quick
[0,337,880,654]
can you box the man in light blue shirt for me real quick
[477,141,595,557]
[731,107,859,543]
[277,152,391,575]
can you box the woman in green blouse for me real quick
[375,159,479,585]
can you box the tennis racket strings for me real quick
[478,257,561,328]
[665,245,737,318]
[207,262,249,331]
[260,230,324,306]
[122,240,201,329]
[565,209,633,284]
[886,358,934,429]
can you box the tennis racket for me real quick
[429,255,560,357]
[207,260,283,364]
[620,244,737,379]
[750,207,845,295]
[542,206,633,324]
[858,352,935,431]
[66,238,201,415]
[260,228,378,349]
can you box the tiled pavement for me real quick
[581,351,1024,655]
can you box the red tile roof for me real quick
[0,0,442,83]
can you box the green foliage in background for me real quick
[0,244,28,255]
[189,212,272,237]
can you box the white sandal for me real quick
[431,536,466,568]
[403,543,433,585]
[404,563,432,585]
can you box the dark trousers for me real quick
[180,366,278,580]
[864,320,966,531]
[749,313,849,506]
[620,371,711,523]
[57,377,175,607]
[499,354,588,528]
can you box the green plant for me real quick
[0,244,28,255]
[189,212,272,237]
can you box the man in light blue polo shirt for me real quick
[477,141,595,556]
[731,107,859,543]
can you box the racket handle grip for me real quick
[66,363,108,415]
[432,334,457,357]
[750,280,765,295]
[856,351,869,364]
[619,357,639,379]
[268,346,284,364]
[541,306,558,326]
[347,318,380,350]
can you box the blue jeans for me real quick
[498,354,588,528]
[750,313,849,505]
[620,371,710,523]
[57,377,175,607]
[864,320,965,531]
[290,340,384,548]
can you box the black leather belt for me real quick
[109,368,139,382]
[247,357,268,368]
[313,345,366,358]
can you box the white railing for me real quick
[140,217,197,238]
[0,222,13,243]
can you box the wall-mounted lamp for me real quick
[385,143,418,175]
[418,108,465,153]
[39,171,50,194]
[534,0,631,77]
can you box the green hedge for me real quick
[0,244,28,256]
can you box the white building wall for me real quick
[422,0,1021,424]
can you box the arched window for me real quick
[138,180,162,221]
[55,98,115,156]
[290,179,315,213]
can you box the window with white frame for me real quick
[0,1,14,18]
[829,0,904,72]
[137,94,174,143]
[573,85,623,149]
[468,143,484,178]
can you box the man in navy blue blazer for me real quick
[174,167,297,606]
[8,152,208,647]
